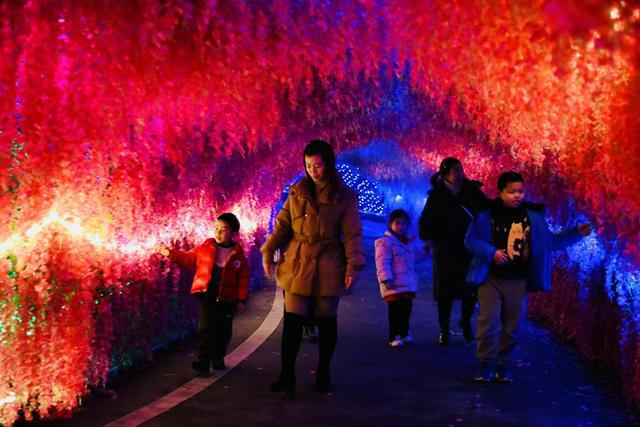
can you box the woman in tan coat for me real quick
[262,139,365,398]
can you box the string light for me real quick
[281,162,385,217]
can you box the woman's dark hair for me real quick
[301,139,340,200]
[497,171,524,191]
[430,157,462,186]
[217,212,240,233]
[389,209,410,225]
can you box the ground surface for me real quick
[42,220,638,427]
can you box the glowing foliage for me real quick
[1,0,639,422]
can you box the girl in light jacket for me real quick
[375,209,428,347]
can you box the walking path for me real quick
[45,220,638,427]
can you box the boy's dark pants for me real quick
[196,293,234,362]
[476,275,527,367]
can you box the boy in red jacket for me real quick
[157,213,250,373]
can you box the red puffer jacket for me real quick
[170,239,250,303]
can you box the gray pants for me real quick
[476,275,527,366]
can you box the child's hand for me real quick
[493,249,509,265]
[155,245,170,257]
[576,223,592,236]
[263,261,275,279]
[236,302,246,314]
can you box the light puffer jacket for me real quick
[374,230,427,299]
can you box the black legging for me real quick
[387,300,413,340]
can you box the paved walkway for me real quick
[45,220,638,427]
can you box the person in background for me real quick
[375,209,429,348]
[157,213,250,373]
[262,139,365,399]
[419,158,488,345]
[465,171,592,383]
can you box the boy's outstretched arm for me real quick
[551,223,592,251]
[155,244,197,270]
[169,247,197,270]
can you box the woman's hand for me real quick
[493,249,509,265]
[345,275,358,289]
[155,245,170,257]
[576,223,592,236]
[263,261,275,279]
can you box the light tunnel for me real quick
[0,1,639,423]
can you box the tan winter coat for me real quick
[261,178,365,297]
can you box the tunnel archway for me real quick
[1,1,639,423]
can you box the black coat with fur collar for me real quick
[418,178,488,300]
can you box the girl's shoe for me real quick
[401,334,413,344]
[389,336,405,348]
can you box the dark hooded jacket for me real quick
[418,176,487,301]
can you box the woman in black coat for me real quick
[419,158,488,345]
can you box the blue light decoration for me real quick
[546,206,640,325]
[270,162,386,231]
[337,140,433,227]
[336,163,386,218]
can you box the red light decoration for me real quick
[0,1,639,423]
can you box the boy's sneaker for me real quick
[389,336,405,348]
[474,363,494,383]
[495,365,514,383]
[212,359,226,371]
[402,334,413,344]
[191,358,210,373]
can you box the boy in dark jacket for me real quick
[157,213,250,373]
[465,172,591,383]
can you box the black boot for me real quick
[191,358,210,373]
[270,312,304,399]
[315,316,337,393]
[462,296,476,343]
[437,298,452,346]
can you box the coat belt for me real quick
[292,233,340,246]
